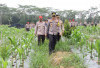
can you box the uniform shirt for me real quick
[35,21,46,35]
[47,19,61,35]
[45,22,48,27]
[25,24,30,28]
[57,19,64,33]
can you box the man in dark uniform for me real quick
[47,12,61,55]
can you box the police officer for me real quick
[56,14,64,41]
[44,19,49,39]
[25,22,30,31]
[47,12,61,55]
[35,16,46,45]
[45,19,48,27]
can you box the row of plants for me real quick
[0,24,100,68]
[69,25,100,64]
[0,25,35,68]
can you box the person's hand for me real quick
[45,34,47,37]
[60,32,62,36]
[62,30,64,33]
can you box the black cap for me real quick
[52,12,56,17]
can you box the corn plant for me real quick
[2,59,8,68]
[8,36,19,66]
[88,41,95,59]
[0,45,12,68]
[95,40,100,64]
[17,47,24,67]
[8,36,18,52]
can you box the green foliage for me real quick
[0,45,11,61]
[30,40,51,68]
[2,59,8,68]
[55,39,71,52]
[63,19,74,38]
[71,26,89,46]
[95,40,100,57]
[62,54,85,68]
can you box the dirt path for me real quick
[50,51,74,68]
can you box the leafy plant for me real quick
[0,45,11,68]
[95,40,100,63]
[63,20,75,38]
[2,59,8,68]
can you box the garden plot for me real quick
[0,25,100,68]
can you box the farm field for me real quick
[0,25,100,68]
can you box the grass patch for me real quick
[61,54,86,68]
[55,39,71,52]
[30,39,86,68]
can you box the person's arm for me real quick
[59,21,62,36]
[61,21,64,33]
[46,21,50,35]
[44,22,47,36]
[34,22,38,35]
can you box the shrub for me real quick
[63,19,75,38]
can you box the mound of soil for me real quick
[50,51,74,68]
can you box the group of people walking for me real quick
[34,12,64,55]
[25,12,98,55]
[25,22,35,31]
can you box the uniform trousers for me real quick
[57,33,61,41]
[26,28,30,31]
[49,34,57,55]
[38,35,45,45]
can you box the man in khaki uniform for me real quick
[30,23,34,29]
[47,12,61,55]
[25,22,30,31]
[35,16,46,45]
[56,15,64,41]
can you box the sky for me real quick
[0,0,100,11]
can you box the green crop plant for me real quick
[0,45,12,68]
[0,56,2,68]
[95,40,100,64]
[88,41,94,59]
[8,36,18,52]
[2,59,8,68]
[17,47,24,67]
[17,47,24,60]
[8,36,19,66]
[71,27,82,45]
